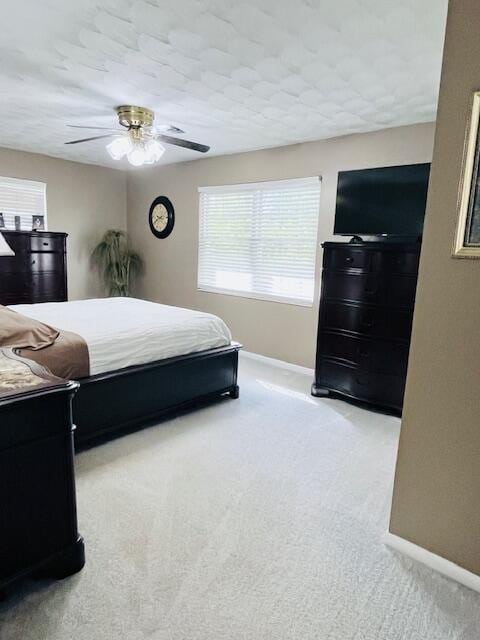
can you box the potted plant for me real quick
[91,229,142,297]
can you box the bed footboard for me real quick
[73,343,240,445]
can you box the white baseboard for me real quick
[384,532,480,594]
[240,350,314,377]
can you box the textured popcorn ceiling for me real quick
[0,0,447,168]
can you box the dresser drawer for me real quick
[0,273,29,295]
[324,246,420,275]
[29,235,65,253]
[0,292,32,305]
[30,252,64,273]
[0,253,65,274]
[324,246,371,271]
[0,255,31,273]
[373,250,420,275]
[31,273,66,302]
[323,271,417,307]
[319,332,409,376]
[317,359,405,409]
[323,302,413,341]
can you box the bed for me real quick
[7,298,240,444]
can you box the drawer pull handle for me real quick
[364,287,377,295]
[345,256,353,264]
[361,318,374,328]
[42,242,49,246]
[358,348,370,357]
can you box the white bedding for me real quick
[9,297,232,376]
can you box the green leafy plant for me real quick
[91,229,142,297]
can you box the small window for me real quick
[0,176,47,231]
[198,177,321,306]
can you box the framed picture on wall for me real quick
[453,91,480,257]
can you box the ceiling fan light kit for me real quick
[66,105,209,167]
[106,136,165,166]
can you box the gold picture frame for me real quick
[453,91,480,257]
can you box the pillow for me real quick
[0,305,59,350]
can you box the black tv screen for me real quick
[334,163,430,237]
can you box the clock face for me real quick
[152,203,168,232]
[148,196,174,238]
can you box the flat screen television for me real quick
[334,163,430,238]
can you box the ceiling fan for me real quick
[65,105,210,166]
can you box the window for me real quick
[198,177,321,306]
[0,176,47,231]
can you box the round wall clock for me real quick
[148,196,175,239]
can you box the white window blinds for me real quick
[198,177,321,306]
[0,176,47,231]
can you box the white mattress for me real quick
[9,297,232,376]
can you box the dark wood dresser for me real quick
[312,241,420,414]
[0,231,67,305]
[0,349,84,593]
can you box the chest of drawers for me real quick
[312,241,421,413]
[0,231,67,305]
[0,349,84,593]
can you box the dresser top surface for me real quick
[0,230,68,238]
[322,240,421,252]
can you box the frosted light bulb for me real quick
[144,139,165,163]
[106,136,132,160]
[127,146,146,166]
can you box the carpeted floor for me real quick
[1,355,480,639]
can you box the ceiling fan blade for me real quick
[165,125,185,134]
[156,134,210,153]
[65,134,116,145]
[67,125,120,131]
[148,124,185,135]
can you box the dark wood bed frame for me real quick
[0,235,241,445]
[73,342,241,445]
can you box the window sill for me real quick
[197,285,314,307]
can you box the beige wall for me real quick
[127,123,434,367]
[0,147,126,300]
[390,0,480,575]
